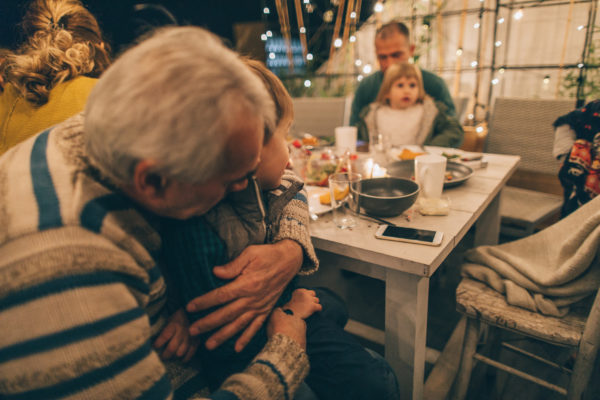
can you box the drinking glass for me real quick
[328,172,362,229]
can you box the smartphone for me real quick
[374,224,443,246]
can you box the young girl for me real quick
[357,62,463,148]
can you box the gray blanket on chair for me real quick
[461,195,600,317]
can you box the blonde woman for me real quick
[0,0,110,155]
[357,62,463,148]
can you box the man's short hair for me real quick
[84,27,275,185]
[376,21,410,42]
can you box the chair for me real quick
[486,98,575,237]
[291,97,351,137]
[452,278,600,399]
[452,96,469,124]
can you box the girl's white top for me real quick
[376,104,425,146]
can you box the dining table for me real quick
[307,146,520,400]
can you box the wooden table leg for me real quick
[474,191,501,247]
[385,269,430,400]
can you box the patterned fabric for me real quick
[0,114,309,399]
[555,100,600,216]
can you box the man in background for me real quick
[350,21,456,126]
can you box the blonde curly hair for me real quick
[4,0,111,105]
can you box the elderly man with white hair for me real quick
[0,27,312,399]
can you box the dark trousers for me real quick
[200,288,400,400]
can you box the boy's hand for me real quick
[267,308,307,350]
[186,240,302,353]
[154,309,198,362]
[283,288,322,319]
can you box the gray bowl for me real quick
[357,177,420,217]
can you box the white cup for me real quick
[414,154,447,199]
[335,126,357,155]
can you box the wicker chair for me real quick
[452,278,600,399]
[486,98,575,237]
[291,97,351,137]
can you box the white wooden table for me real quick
[308,148,520,400]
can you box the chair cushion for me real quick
[500,186,563,227]
[456,278,586,346]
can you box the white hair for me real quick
[84,26,275,184]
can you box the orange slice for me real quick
[398,148,426,160]
[319,186,349,205]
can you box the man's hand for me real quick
[187,240,303,352]
[267,308,307,350]
[153,309,199,362]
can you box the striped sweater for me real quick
[0,114,309,399]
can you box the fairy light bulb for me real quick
[261,34,267,41]
[374,2,384,13]
[513,9,523,20]
[456,48,463,56]
[263,7,270,14]
[355,59,362,67]
[304,80,312,87]
[363,64,372,74]
[334,38,343,48]
[266,30,273,37]
[306,53,313,60]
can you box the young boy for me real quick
[158,59,399,400]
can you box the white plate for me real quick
[306,185,333,216]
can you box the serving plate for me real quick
[387,160,474,188]
[306,185,338,216]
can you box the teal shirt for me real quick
[349,68,456,126]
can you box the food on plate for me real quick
[441,152,461,160]
[305,149,339,186]
[398,148,426,160]
[302,133,319,146]
[445,171,454,181]
[319,186,349,205]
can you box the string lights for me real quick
[513,9,523,20]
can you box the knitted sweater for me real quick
[0,76,97,156]
[357,96,464,147]
[203,169,318,269]
[0,114,309,399]
[349,68,456,127]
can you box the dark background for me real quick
[0,0,375,71]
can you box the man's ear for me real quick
[132,159,168,200]
[409,43,416,58]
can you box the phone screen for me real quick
[382,226,436,243]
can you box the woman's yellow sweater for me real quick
[0,76,97,155]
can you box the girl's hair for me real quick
[242,58,293,143]
[4,0,111,105]
[376,62,426,105]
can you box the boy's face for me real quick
[387,76,419,110]
[255,115,293,189]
